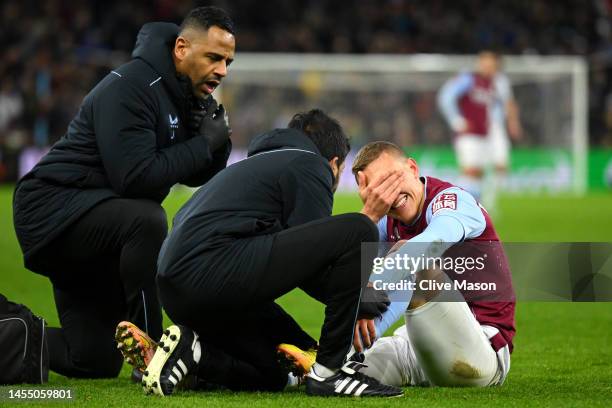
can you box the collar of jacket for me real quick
[247,128,324,158]
[131,22,190,110]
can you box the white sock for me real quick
[286,373,301,387]
[311,362,337,378]
[482,170,502,216]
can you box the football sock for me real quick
[482,169,503,216]
[311,363,337,378]
[287,372,301,387]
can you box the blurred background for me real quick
[0,0,611,193]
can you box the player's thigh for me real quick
[405,301,501,387]
[39,198,167,278]
[49,198,166,263]
[261,213,377,298]
[454,135,488,169]
[488,125,510,168]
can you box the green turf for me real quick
[1,185,611,407]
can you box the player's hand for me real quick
[353,319,377,352]
[387,239,408,256]
[508,120,523,141]
[191,99,232,152]
[452,116,470,133]
[357,170,403,223]
[188,95,214,132]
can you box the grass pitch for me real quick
[1,185,611,407]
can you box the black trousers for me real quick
[39,198,166,378]
[159,213,378,391]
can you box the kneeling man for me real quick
[132,110,402,397]
[352,141,515,387]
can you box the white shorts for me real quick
[455,124,509,169]
[361,301,511,387]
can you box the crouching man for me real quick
[351,141,516,387]
[121,110,403,397]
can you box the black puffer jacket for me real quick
[157,128,334,284]
[13,22,230,274]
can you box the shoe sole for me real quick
[305,389,404,398]
[142,325,182,396]
[115,321,157,372]
[277,344,315,376]
[306,379,404,398]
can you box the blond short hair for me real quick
[351,141,405,176]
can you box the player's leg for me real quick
[47,270,125,378]
[106,199,166,341]
[259,213,378,372]
[62,198,165,340]
[158,213,376,389]
[483,123,511,213]
[360,325,428,387]
[454,135,486,200]
[258,213,402,396]
[404,301,502,387]
[140,301,308,393]
[363,268,504,388]
[152,213,400,396]
[406,269,501,386]
[361,302,503,388]
[195,304,315,391]
[40,198,166,377]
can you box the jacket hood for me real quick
[132,22,187,105]
[247,128,323,158]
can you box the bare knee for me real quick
[462,167,483,179]
[408,268,448,310]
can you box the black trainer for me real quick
[305,361,403,397]
[141,325,202,396]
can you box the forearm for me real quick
[370,215,465,333]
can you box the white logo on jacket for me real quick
[168,114,179,140]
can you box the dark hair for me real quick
[288,109,350,164]
[180,6,235,35]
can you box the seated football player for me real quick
[117,110,402,397]
[349,141,516,387]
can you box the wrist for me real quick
[360,208,381,224]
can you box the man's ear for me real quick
[406,157,419,177]
[174,36,189,62]
[329,156,340,177]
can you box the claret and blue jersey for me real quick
[374,176,516,352]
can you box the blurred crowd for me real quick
[1,0,612,181]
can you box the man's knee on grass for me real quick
[70,343,123,378]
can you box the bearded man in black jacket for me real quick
[12,7,235,379]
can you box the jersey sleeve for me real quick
[377,217,388,242]
[424,187,486,241]
[437,72,473,132]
